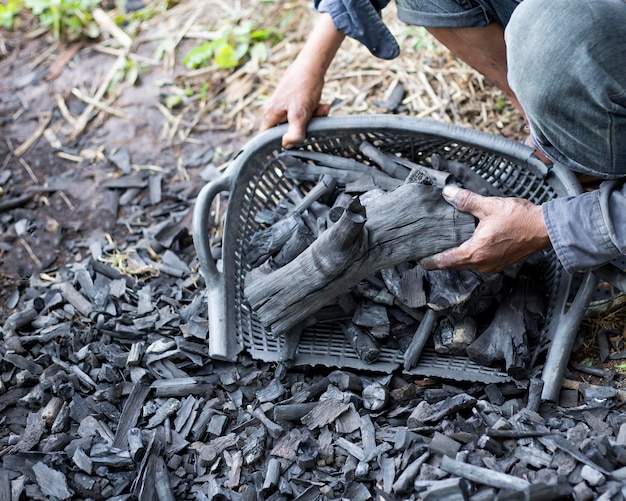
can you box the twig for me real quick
[18,157,39,184]
[19,238,42,267]
[13,112,52,157]
[71,87,126,118]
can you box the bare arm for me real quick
[260,13,345,148]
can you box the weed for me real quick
[0,0,22,29]
[24,0,101,40]
[182,19,283,70]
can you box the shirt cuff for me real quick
[543,189,621,274]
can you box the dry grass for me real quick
[155,0,526,141]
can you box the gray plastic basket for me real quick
[193,115,597,401]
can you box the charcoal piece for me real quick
[359,141,412,180]
[429,431,461,458]
[343,322,380,363]
[372,81,406,112]
[352,299,390,339]
[246,214,303,267]
[466,278,531,379]
[272,218,315,267]
[328,191,354,223]
[431,154,502,197]
[245,181,476,337]
[362,381,389,411]
[404,309,438,370]
[301,399,351,430]
[392,451,430,494]
[433,315,476,355]
[107,146,132,174]
[425,269,485,311]
[32,461,72,500]
[273,402,317,422]
[440,455,530,491]
[421,477,471,501]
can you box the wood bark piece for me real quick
[245,182,475,336]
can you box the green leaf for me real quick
[164,94,183,109]
[233,41,249,61]
[182,41,213,69]
[214,43,238,69]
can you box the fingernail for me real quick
[442,184,459,202]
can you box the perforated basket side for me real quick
[217,116,582,382]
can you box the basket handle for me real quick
[192,172,234,286]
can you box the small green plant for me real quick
[182,20,283,70]
[0,0,23,29]
[24,0,101,40]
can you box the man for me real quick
[260,0,626,276]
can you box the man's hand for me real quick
[259,60,330,148]
[420,185,552,272]
[259,13,345,149]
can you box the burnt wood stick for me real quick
[262,458,282,493]
[246,214,303,267]
[440,455,531,491]
[90,257,135,288]
[282,377,331,405]
[273,402,318,422]
[285,150,387,175]
[328,191,354,223]
[113,383,150,449]
[359,141,412,179]
[251,408,284,439]
[245,183,475,336]
[0,193,33,212]
[342,322,380,363]
[404,309,438,370]
[389,154,453,188]
[285,163,403,191]
[272,220,315,267]
[4,305,39,332]
[431,154,502,197]
[328,370,363,392]
[53,280,93,317]
[485,428,554,439]
[288,174,336,216]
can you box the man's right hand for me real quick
[259,60,330,148]
[259,12,345,149]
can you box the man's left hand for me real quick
[420,185,552,273]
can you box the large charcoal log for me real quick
[244,182,475,336]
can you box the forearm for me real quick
[293,12,345,78]
[544,180,626,273]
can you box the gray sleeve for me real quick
[543,180,626,274]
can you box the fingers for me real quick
[442,184,488,218]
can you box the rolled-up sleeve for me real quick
[314,0,400,59]
[543,180,626,273]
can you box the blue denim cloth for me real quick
[315,0,399,59]
[506,0,626,273]
[396,0,521,28]
[315,0,521,59]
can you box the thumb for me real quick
[442,184,483,217]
